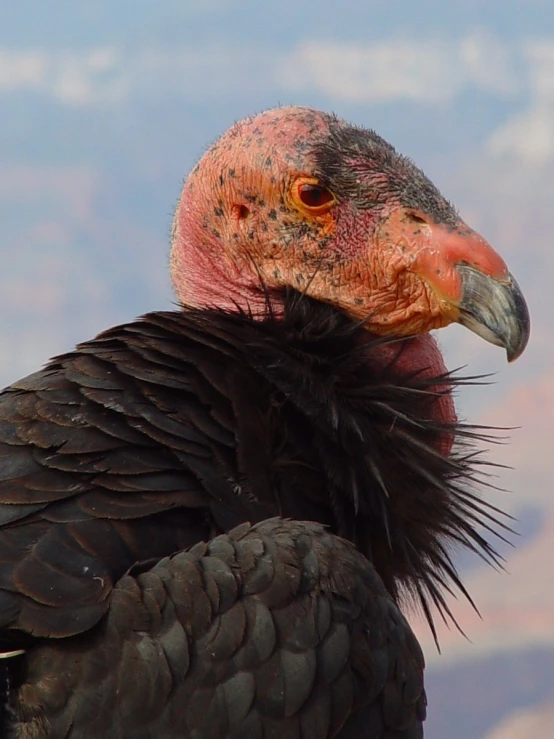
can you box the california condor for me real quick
[0,107,529,738]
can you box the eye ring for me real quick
[292,178,336,214]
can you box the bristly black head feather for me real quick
[313,114,460,228]
[179,288,510,647]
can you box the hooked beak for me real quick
[456,265,529,362]
[374,208,530,361]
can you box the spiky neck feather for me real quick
[179,290,508,643]
[56,288,507,645]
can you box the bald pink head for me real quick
[171,106,335,315]
[170,105,528,359]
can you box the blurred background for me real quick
[1,2,553,736]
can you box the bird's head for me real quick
[171,105,529,364]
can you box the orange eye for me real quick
[296,181,335,212]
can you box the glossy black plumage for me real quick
[0,292,500,737]
[8,519,425,738]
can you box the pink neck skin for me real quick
[171,203,266,314]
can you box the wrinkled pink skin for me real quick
[170,108,339,316]
[371,336,456,456]
[171,107,457,453]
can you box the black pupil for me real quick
[300,184,331,207]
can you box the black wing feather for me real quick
[9,520,425,739]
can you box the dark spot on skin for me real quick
[228,168,235,178]
[244,194,258,203]
[354,298,363,305]
[268,209,277,220]
[202,216,209,229]
[232,233,239,239]
[212,229,220,238]
[273,268,281,279]
[219,175,225,186]
[261,223,269,232]
[248,231,255,240]
[214,207,224,217]
[436,269,441,275]
[265,157,272,168]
